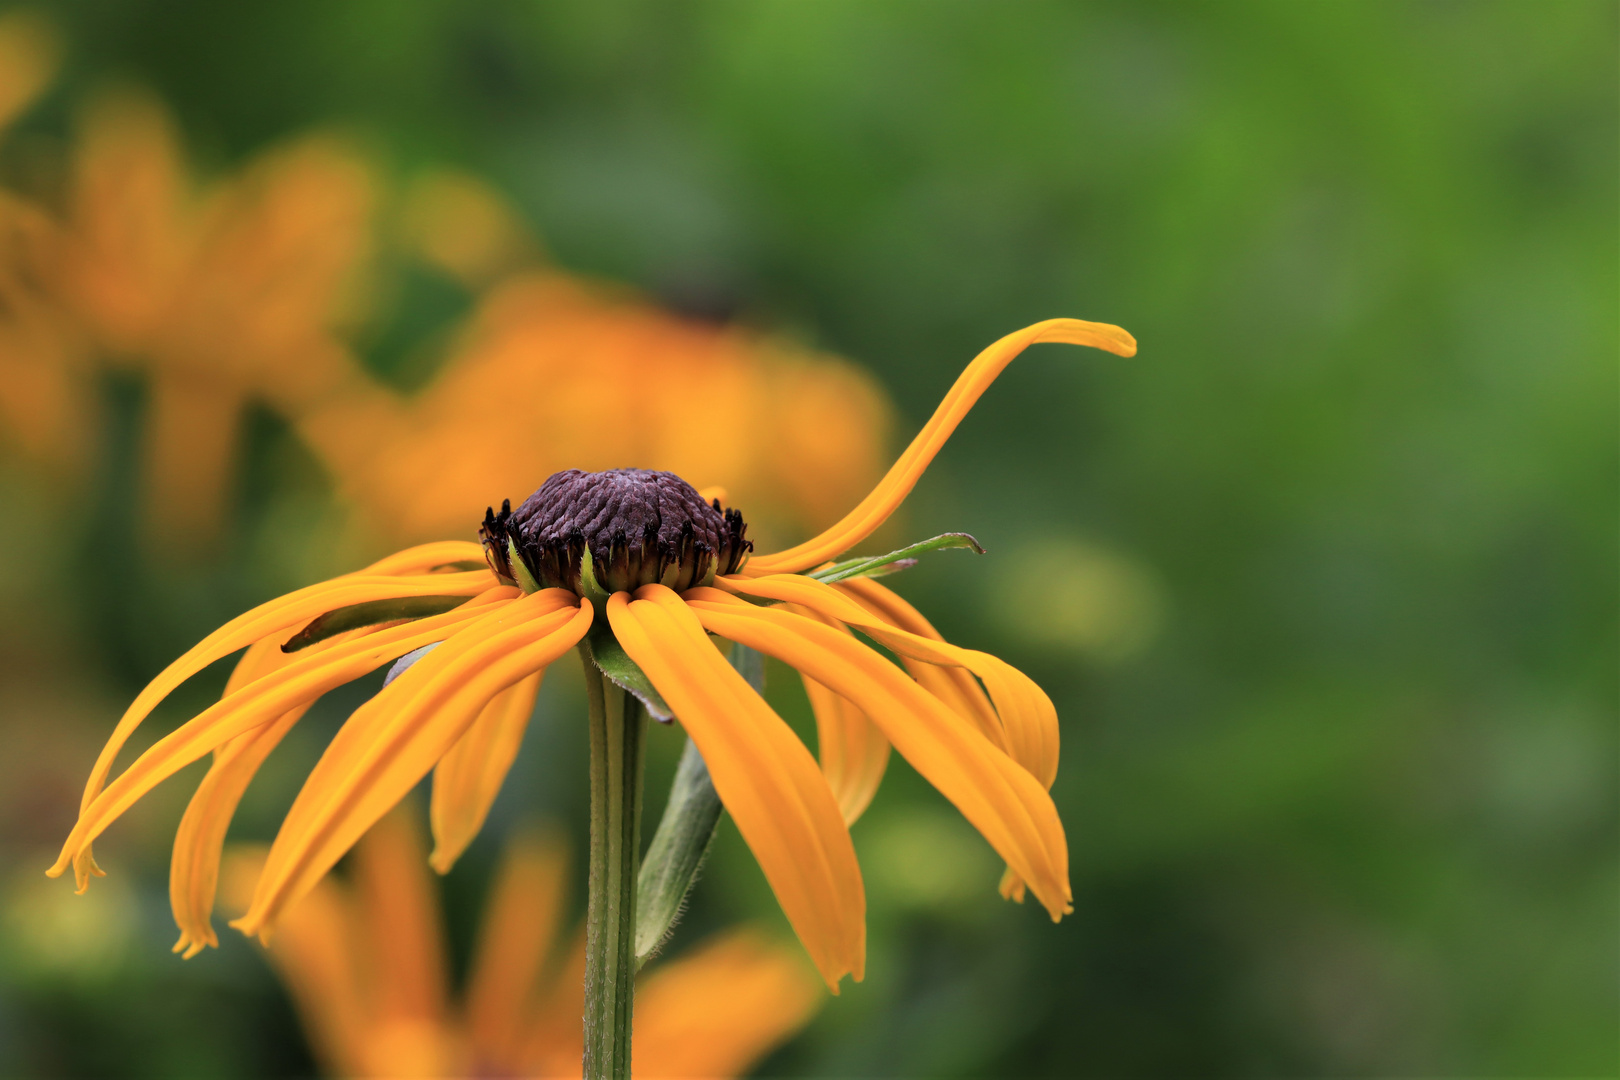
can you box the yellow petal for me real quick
[722,574,1059,787]
[171,708,304,957]
[801,674,890,826]
[606,586,865,990]
[465,825,569,1072]
[50,593,514,885]
[171,633,360,956]
[685,591,1072,920]
[235,592,590,939]
[357,540,487,576]
[746,318,1135,575]
[69,566,497,888]
[835,576,1004,744]
[428,671,542,873]
[632,928,822,1079]
[770,602,890,825]
[837,577,1057,898]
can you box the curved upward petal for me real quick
[745,318,1135,575]
[685,589,1071,921]
[605,586,865,990]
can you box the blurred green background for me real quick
[0,1,1614,1076]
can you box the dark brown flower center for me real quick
[480,468,751,595]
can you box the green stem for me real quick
[580,644,646,1080]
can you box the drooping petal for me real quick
[746,318,1135,575]
[800,674,889,826]
[247,590,574,895]
[350,807,449,1030]
[171,708,303,957]
[775,601,892,826]
[721,574,1059,786]
[171,632,373,956]
[428,671,542,873]
[49,591,517,886]
[835,576,1004,744]
[70,566,497,888]
[234,591,591,939]
[836,576,1060,901]
[605,586,865,990]
[684,590,1072,920]
[465,825,569,1073]
[632,928,823,1080]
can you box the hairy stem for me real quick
[581,644,646,1080]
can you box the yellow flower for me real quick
[221,806,820,1079]
[54,90,374,549]
[0,52,890,557]
[292,267,893,554]
[48,317,1134,991]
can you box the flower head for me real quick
[50,316,1134,992]
[481,468,752,596]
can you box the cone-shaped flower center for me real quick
[481,468,751,596]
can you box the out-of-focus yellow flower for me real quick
[221,808,821,1079]
[53,91,374,550]
[0,18,893,558]
[294,269,892,552]
[0,9,56,132]
[0,11,95,482]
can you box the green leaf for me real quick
[632,642,759,968]
[280,595,470,652]
[587,623,673,720]
[809,531,986,584]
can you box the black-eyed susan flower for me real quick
[221,806,820,1079]
[50,316,1132,1071]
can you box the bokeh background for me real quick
[0,1,1615,1076]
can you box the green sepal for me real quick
[504,536,542,593]
[809,531,986,584]
[577,544,612,606]
[280,595,470,653]
[632,642,759,968]
[587,623,673,721]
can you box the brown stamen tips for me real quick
[481,469,752,596]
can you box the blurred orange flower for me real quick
[295,268,891,553]
[222,808,821,1079]
[0,37,892,558]
[52,90,374,549]
[0,11,95,482]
